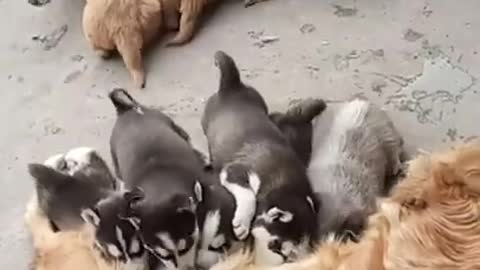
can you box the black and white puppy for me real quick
[201,51,319,266]
[270,98,404,241]
[28,147,117,232]
[81,88,205,270]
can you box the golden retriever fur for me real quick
[210,141,480,270]
[24,195,129,270]
[82,0,216,89]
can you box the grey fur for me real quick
[270,98,404,241]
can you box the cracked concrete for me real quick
[1,0,480,269]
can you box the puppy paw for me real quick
[95,49,112,59]
[132,71,146,89]
[232,218,250,240]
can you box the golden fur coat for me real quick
[82,0,216,89]
[211,141,480,270]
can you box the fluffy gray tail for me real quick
[109,88,140,114]
[214,51,242,92]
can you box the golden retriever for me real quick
[82,0,216,89]
[210,141,480,270]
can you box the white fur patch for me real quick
[43,153,65,169]
[248,172,261,195]
[197,210,222,268]
[194,181,203,202]
[157,232,176,251]
[80,208,100,227]
[116,226,129,260]
[130,238,141,254]
[107,244,122,258]
[64,147,95,174]
[220,169,256,240]
[177,239,186,251]
[251,227,283,266]
[155,246,170,258]
[257,207,293,224]
[306,196,315,212]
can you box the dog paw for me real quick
[232,218,250,240]
[132,71,145,89]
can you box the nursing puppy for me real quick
[82,88,204,270]
[270,98,404,241]
[82,0,163,88]
[25,149,138,270]
[202,51,318,266]
[27,147,117,232]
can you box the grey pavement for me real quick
[1,0,479,268]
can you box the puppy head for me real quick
[316,193,367,242]
[124,189,201,270]
[251,192,318,265]
[269,99,326,165]
[81,191,145,265]
[28,147,117,230]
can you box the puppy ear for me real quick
[267,207,293,223]
[28,163,68,189]
[306,195,319,213]
[194,181,203,203]
[81,208,101,227]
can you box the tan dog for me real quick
[210,141,480,270]
[82,0,217,89]
[82,0,162,89]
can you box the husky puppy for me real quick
[81,88,205,270]
[201,51,318,266]
[25,149,142,270]
[270,98,404,241]
[27,147,117,232]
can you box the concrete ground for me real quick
[1,0,479,268]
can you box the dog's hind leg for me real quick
[116,34,146,89]
[166,1,202,46]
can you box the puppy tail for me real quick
[286,99,327,123]
[214,51,242,92]
[28,163,68,190]
[109,88,141,114]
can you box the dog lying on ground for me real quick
[270,99,404,241]
[25,149,141,270]
[210,141,480,270]
[202,51,319,266]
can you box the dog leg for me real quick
[95,49,113,59]
[116,36,146,89]
[219,166,258,240]
[166,6,201,46]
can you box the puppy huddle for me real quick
[25,51,405,270]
